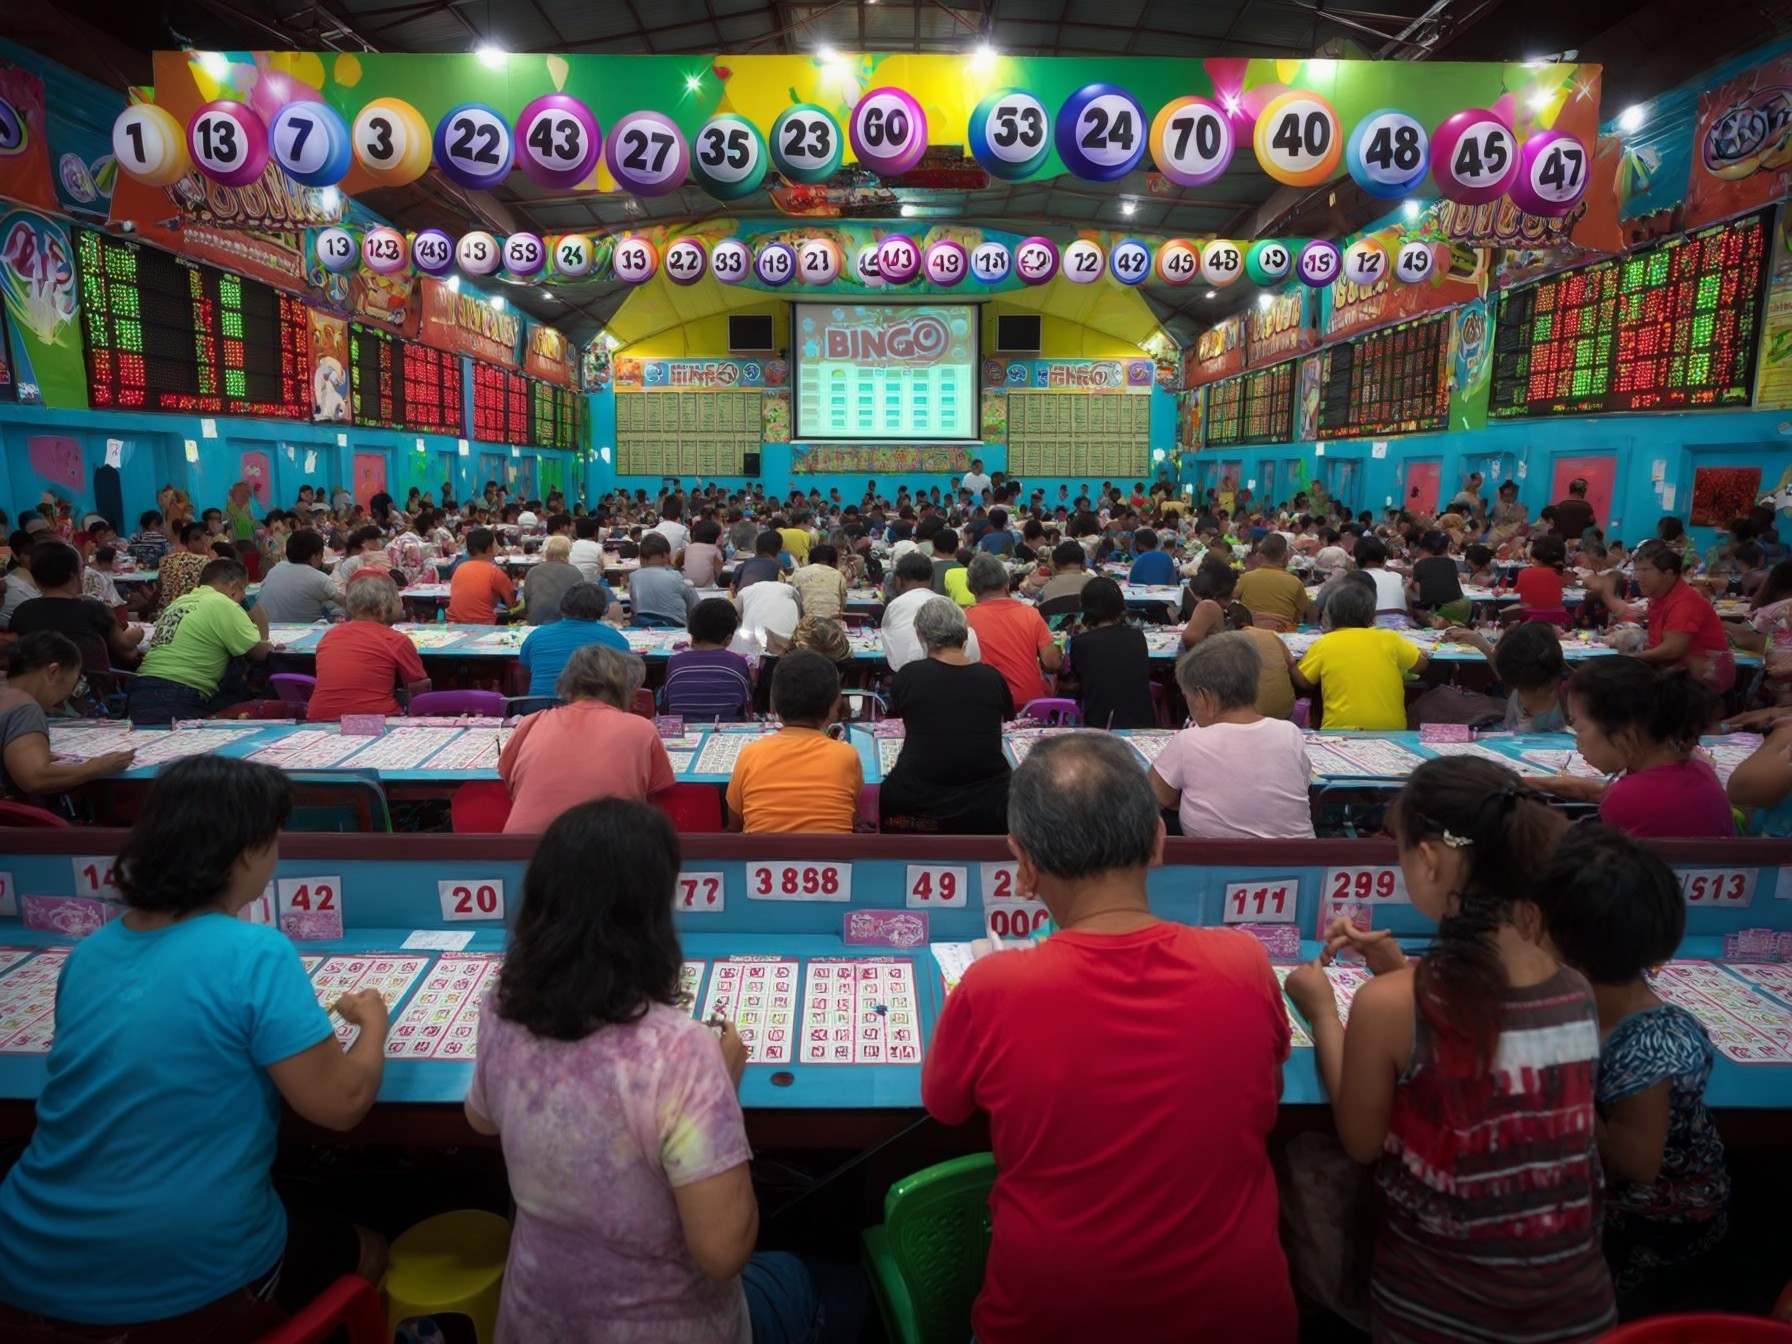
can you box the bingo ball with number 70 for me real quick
[921,239,967,287]
[968,88,1052,181]
[1509,130,1590,217]
[710,237,752,285]
[1430,109,1520,205]
[1341,238,1388,287]
[112,104,190,187]
[456,230,502,276]
[411,228,456,277]
[1154,238,1200,285]
[1014,236,1059,285]
[611,237,658,284]
[503,232,548,278]
[315,226,359,274]
[1245,239,1293,285]
[188,100,269,188]
[1062,239,1106,284]
[1394,239,1437,284]
[1295,238,1342,288]
[361,226,409,276]
[1109,238,1152,286]
[876,233,921,284]
[1200,240,1244,288]
[269,101,351,187]
[664,237,708,285]
[849,87,928,177]
[970,241,1012,283]
[514,94,602,190]
[797,237,843,285]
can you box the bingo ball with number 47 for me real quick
[849,87,928,177]
[514,94,602,190]
[968,88,1051,181]
[1154,238,1200,285]
[1014,236,1059,285]
[797,237,843,285]
[188,100,269,188]
[1510,130,1590,217]
[1394,239,1437,284]
[1062,239,1106,285]
[1200,240,1244,288]
[315,226,358,274]
[1341,238,1388,287]
[605,110,690,196]
[361,226,409,276]
[1055,83,1147,182]
[1109,238,1151,286]
[970,241,1012,283]
[921,239,967,286]
[411,228,456,277]
[710,237,752,285]
[503,232,548,278]
[112,104,190,187]
[755,241,797,286]
[1245,239,1293,286]
[456,230,501,276]
[1430,109,1520,205]
[876,234,921,284]
[664,237,708,285]
[269,101,351,187]
[611,237,658,284]
[1296,238,1342,288]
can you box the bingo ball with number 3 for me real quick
[352,97,431,186]
[1015,236,1059,285]
[1062,239,1105,284]
[1394,239,1437,284]
[188,101,269,188]
[315,226,358,274]
[605,110,690,196]
[361,226,409,276]
[664,237,708,285]
[1109,238,1151,286]
[1296,239,1341,287]
[456,230,501,276]
[1509,130,1590,217]
[1055,84,1147,182]
[876,234,920,284]
[612,237,657,284]
[1245,239,1293,285]
[755,241,796,286]
[797,237,843,285]
[968,88,1051,181]
[1342,238,1388,286]
[1430,109,1520,205]
[921,239,966,286]
[503,232,547,278]
[710,237,752,285]
[269,101,350,187]
[850,87,927,177]
[970,241,1012,283]
[514,94,601,190]
[411,228,456,277]
[1154,239,1200,285]
[112,104,190,187]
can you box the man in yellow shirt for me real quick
[726,650,862,832]
[1234,535,1317,631]
[1290,579,1427,729]
[775,512,812,566]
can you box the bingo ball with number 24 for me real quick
[1430,109,1520,205]
[514,94,601,190]
[1062,239,1106,285]
[112,104,190,187]
[552,234,596,279]
[361,226,408,275]
[968,88,1051,181]
[411,228,456,277]
[1296,239,1341,288]
[612,237,657,284]
[690,114,767,200]
[315,226,358,274]
[1055,83,1147,182]
[710,237,752,285]
[970,241,1012,283]
[1154,239,1200,285]
[797,237,842,285]
[503,232,547,278]
[755,241,796,286]
[1510,130,1590,217]
[664,237,708,285]
[456,230,501,276]
[1394,240,1436,284]
[269,101,350,187]
[1015,236,1059,285]
[1342,238,1388,286]
[604,110,689,196]
[876,234,920,284]
[1245,239,1293,285]
[922,240,966,286]
[188,101,269,188]
[1109,238,1151,286]
[850,87,927,177]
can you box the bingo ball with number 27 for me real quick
[1509,130,1590,217]
[1109,238,1151,286]
[1296,239,1341,287]
[690,114,767,200]
[514,94,601,190]
[797,237,842,285]
[1055,83,1147,182]
[664,237,708,285]
[612,237,657,284]
[1430,109,1520,205]
[112,104,190,187]
[411,228,456,277]
[970,241,1011,283]
[432,103,513,191]
[1394,239,1437,284]
[710,237,752,285]
[315,226,358,274]
[1342,238,1388,286]
[361,226,409,276]
[755,241,796,286]
[269,101,350,187]
[456,230,501,276]
[876,234,920,284]
[1245,239,1293,285]
[921,240,966,286]
[605,110,689,196]
[968,88,1051,181]
[1062,239,1105,285]
[850,87,927,177]
[188,101,269,188]
[1015,236,1059,285]
[503,232,547,278]
[1154,239,1200,285]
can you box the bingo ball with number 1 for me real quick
[1342,238,1388,287]
[361,226,409,275]
[755,241,796,286]
[269,101,350,187]
[188,100,269,188]
[1245,239,1293,286]
[456,230,501,276]
[1295,239,1341,288]
[797,237,842,285]
[1394,239,1437,284]
[1055,83,1147,182]
[1154,239,1200,285]
[612,237,657,284]
[1201,240,1244,288]
[503,232,547,278]
[514,94,601,190]
[664,237,708,285]
[411,228,456,277]
[604,110,690,196]
[970,241,1012,283]
[850,87,927,177]
[1510,130,1590,217]
[922,240,967,287]
[1109,238,1151,286]
[876,234,920,284]
[1015,236,1059,285]
[968,88,1051,181]
[112,104,190,187]
[1430,109,1520,205]
[1062,239,1105,284]
[315,226,358,274]
[710,237,752,285]
[689,114,767,200]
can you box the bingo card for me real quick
[1274,963,1372,1048]
[877,738,906,775]
[678,959,706,1008]
[1650,962,1792,1064]
[694,732,765,777]
[1126,733,1174,766]
[800,958,920,1065]
[338,728,464,772]
[124,726,265,766]
[419,730,511,772]
[308,954,430,1048]
[0,949,70,1054]
[1303,737,1429,780]
[1417,742,1551,776]
[1728,962,1792,1006]
[698,956,797,1064]
[248,730,372,770]
[386,954,503,1060]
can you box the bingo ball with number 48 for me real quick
[456,230,501,276]
[970,240,1012,283]
[1062,239,1106,285]
[797,237,843,285]
[112,104,190,187]
[269,101,351,187]
[604,110,690,196]
[755,241,797,286]
[411,228,456,277]
[1014,236,1059,285]
[1430,109,1520,205]
[1055,83,1147,182]
[849,87,928,177]
[1394,239,1437,284]
[1341,238,1388,287]
[188,100,269,188]
[921,239,967,286]
[1200,240,1244,288]
[1295,238,1342,288]
[690,114,767,200]
[1509,130,1590,217]
[664,237,708,285]
[361,226,409,276]
[1154,238,1200,285]
[315,226,358,274]
[514,94,602,190]
[1345,109,1430,199]
[876,234,921,284]
[710,237,752,285]
[1108,238,1151,286]
[503,232,548,279]
[1245,239,1293,286]
[612,237,657,284]
[968,88,1051,181]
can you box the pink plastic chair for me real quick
[409,689,506,717]
[269,673,317,704]
[450,781,514,833]
[1521,606,1573,628]
[1597,1316,1792,1342]
[253,1275,386,1344]
[1020,697,1083,727]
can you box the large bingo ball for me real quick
[1345,109,1429,199]
[710,237,752,285]
[1509,130,1591,217]
[755,241,797,286]
[269,101,351,187]
[113,104,190,187]
[1245,239,1294,286]
[503,232,548,279]
[922,239,968,286]
[664,237,708,285]
[1154,238,1201,286]
[1108,238,1151,286]
[1341,238,1389,287]
[1295,238,1342,288]
[1200,239,1244,288]
[456,230,502,276]
[970,240,1012,284]
[1055,84,1147,182]
[433,104,515,191]
[876,233,921,284]
[1253,90,1343,187]
[1014,236,1059,285]
[849,87,927,177]
[315,226,358,274]
[552,234,597,279]
[797,237,843,285]
[769,104,843,184]
[514,94,601,190]
[690,114,768,200]
[353,98,431,186]
[1149,96,1233,187]
[968,88,1050,181]
[605,110,690,196]
[1393,239,1438,284]
[188,100,269,188]
[1062,238,1106,284]
[362,226,409,275]
[611,236,658,284]
[411,228,456,277]
[1430,109,1520,205]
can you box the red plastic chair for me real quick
[856,783,880,832]
[630,687,656,719]
[270,673,317,704]
[0,800,70,828]
[451,781,514,833]
[1019,697,1083,727]
[654,782,724,833]
[1598,1317,1792,1342]
[1522,606,1574,628]
[410,689,506,717]
[253,1274,386,1344]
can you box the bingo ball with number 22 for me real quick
[411,228,456,277]
[361,226,408,275]
[605,110,689,196]
[797,237,842,285]
[876,234,920,284]
[456,230,501,276]
[611,238,658,284]
[850,87,927,176]
[1055,83,1147,182]
[1109,238,1151,286]
[1062,239,1106,285]
[1245,239,1293,285]
[755,241,796,286]
[1015,236,1059,285]
[1430,109,1520,205]
[970,241,1012,283]
[432,103,513,191]
[1510,130,1590,217]
[664,237,708,285]
[922,240,966,286]
[710,237,752,285]
[1296,239,1341,287]
[269,101,350,187]
[503,232,547,278]
[1394,240,1436,284]
[1154,239,1200,285]
[188,101,269,188]
[968,88,1051,181]
[1342,238,1388,286]
[112,104,190,187]
[690,114,767,200]
[315,226,358,274]
[514,94,601,190]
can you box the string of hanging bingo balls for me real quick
[111,78,1591,295]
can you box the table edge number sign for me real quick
[1222,878,1298,924]
[746,862,852,903]
[1322,865,1410,905]
[985,898,1051,941]
[0,871,14,919]
[677,870,726,914]
[73,856,121,899]
[980,862,1021,904]
[276,875,345,940]
[1678,869,1756,908]
[239,883,274,926]
[905,865,969,909]
[437,878,506,922]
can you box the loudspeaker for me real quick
[743,452,761,476]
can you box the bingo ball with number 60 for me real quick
[1154,238,1200,285]
[921,239,967,287]
[1394,239,1437,284]
[1014,236,1059,285]
[552,234,596,279]
[755,241,797,286]
[849,87,928,177]
[689,114,767,200]
[1295,239,1342,288]
[1245,239,1293,286]
[1341,238,1388,287]
[269,101,350,187]
[1430,109,1520,205]
[1109,238,1152,286]
[968,88,1051,181]
[315,226,359,274]
[1509,130,1590,217]
[361,226,409,276]
[503,232,548,279]
[1201,240,1244,288]
[664,237,709,285]
[604,110,690,196]
[969,241,1012,284]
[112,104,190,187]
[1062,239,1106,285]
[876,233,921,285]
[1345,109,1430,199]
[798,237,843,285]
[456,230,502,276]
[1055,83,1147,182]
[188,100,269,188]
[611,237,657,284]
[352,97,432,186]
[514,94,602,190]
[411,228,456,277]
[710,237,752,285]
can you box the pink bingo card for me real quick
[698,956,797,1065]
[800,958,920,1066]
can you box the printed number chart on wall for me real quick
[615,390,760,476]
[1005,392,1150,477]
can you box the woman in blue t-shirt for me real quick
[0,756,389,1338]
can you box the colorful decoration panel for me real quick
[615,390,759,477]
[1318,310,1451,439]
[1005,391,1149,477]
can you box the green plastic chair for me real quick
[861,1152,996,1344]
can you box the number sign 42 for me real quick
[437,879,506,922]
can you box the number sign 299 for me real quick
[437,879,505,922]
[1323,866,1410,904]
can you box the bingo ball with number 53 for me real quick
[503,232,547,278]
[798,237,843,285]
[315,226,358,274]
[188,100,269,188]
[876,233,921,284]
[1015,236,1059,285]
[1154,238,1200,285]
[269,101,350,187]
[1430,109,1520,205]
[1394,239,1437,284]
[1062,239,1105,284]
[514,94,602,190]
[755,241,797,286]
[456,230,501,276]
[1109,238,1151,286]
[361,226,409,275]
[664,237,708,285]
[112,104,190,187]
[710,237,752,285]
[1509,130,1590,217]
[611,237,657,284]
[1295,239,1341,288]
[1201,240,1244,288]
[411,228,456,277]
[921,239,967,286]
[970,241,1012,283]
[849,87,928,177]
[1245,239,1293,285]
[968,88,1051,181]
[1341,238,1388,287]
[1055,83,1147,182]
[605,110,690,196]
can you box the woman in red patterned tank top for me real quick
[1285,757,1616,1343]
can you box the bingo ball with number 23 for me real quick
[315,226,358,274]
[1509,130,1590,217]
[769,104,842,184]
[514,94,601,190]
[922,240,967,286]
[612,237,658,284]
[113,104,191,187]
[970,241,1012,283]
[664,237,708,285]
[1430,109,1520,205]
[411,228,456,277]
[850,88,927,176]
[1015,236,1059,285]
[968,88,1051,181]
[1296,239,1341,288]
[188,101,269,188]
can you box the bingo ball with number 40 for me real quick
[1509,130,1590,217]
[797,237,843,285]
[1154,238,1200,285]
[188,100,269,188]
[411,228,456,277]
[664,237,708,285]
[269,101,351,187]
[361,226,409,276]
[456,230,502,276]
[611,237,658,284]
[921,239,967,286]
[112,104,190,187]
[1430,108,1520,205]
[514,94,602,190]
[315,226,358,274]
[503,232,548,278]
[968,88,1051,181]
[1295,239,1342,288]
[849,87,927,177]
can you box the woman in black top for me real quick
[1068,578,1155,729]
[880,596,1013,834]
[1409,529,1468,625]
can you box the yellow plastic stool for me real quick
[381,1209,511,1344]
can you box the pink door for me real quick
[1404,460,1442,513]
[1550,456,1616,533]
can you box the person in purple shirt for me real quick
[661,599,754,722]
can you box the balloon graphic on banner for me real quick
[432,103,513,190]
[755,241,797,286]
[315,226,358,274]
[503,232,547,278]
[1295,238,1342,288]
[1055,84,1147,181]
[1394,239,1437,284]
[970,240,1012,283]
[690,114,767,200]
[1062,239,1106,284]
[611,236,658,284]
[798,237,843,285]
[968,88,1051,181]
[1252,90,1342,187]
[411,228,456,277]
[1510,130,1590,216]
[921,239,967,286]
[1341,237,1388,286]
[1200,239,1244,288]
[1245,239,1293,286]
[456,230,501,276]
[112,104,190,187]
[361,226,409,276]
[664,237,709,285]
[1014,236,1059,285]
[769,104,843,183]
[710,237,752,285]
[552,234,596,279]
[1154,238,1201,285]
[876,234,921,284]
[605,110,690,195]
[1345,109,1429,198]
[515,94,601,190]
[1430,109,1520,204]
[269,101,350,187]
[849,88,928,177]
[352,98,431,186]
[1149,96,1233,187]
[188,101,269,188]
[1109,238,1152,286]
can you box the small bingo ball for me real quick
[456,230,502,276]
[849,87,928,177]
[1245,239,1293,286]
[969,240,1012,283]
[315,226,358,274]
[1431,109,1520,205]
[1394,239,1437,284]
[1154,238,1201,285]
[664,237,709,285]
[1055,83,1147,182]
[754,240,797,286]
[1345,109,1430,198]
[502,232,547,278]
[605,110,690,196]
[797,237,843,284]
[1014,236,1059,285]
[1062,238,1106,284]
[1108,238,1151,286]
[1510,130,1591,217]
[353,97,431,186]
[968,88,1051,181]
[1252,90,1343,187]
[1200,239,1244,288]
[188,100,269,188]
[1295,238,1342,287]
[361,226,409,275]
[515,93,601,190]
[552,234,596,278]
[710,237,753,284]
[611,236,658,284]
[1149,96,1233,187]
[769,104,843,184]
[113,104,190,187]
[1341,237,1389,286]
[269,101,351,187]
[853,242,883,285]
[411,228,456,276]
[921,239,967,286]
[690,114,768,200]
[876,233,921,284]
[433,103,514,191]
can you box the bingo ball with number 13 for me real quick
[1430,109,1520,205]
[922,240,967,286]
[970,241,1012,283]
[503,232,547,279]
[514,94,602,190]
[1154,239,1200,285]
[1015,236,1059,285]
[1296,239,1342,288]
[1062,239,1106,285]
[664,237,708,286]
[1509,130,1590,217]
[1109,238,1151,287]
[269,101,351,187]
[604,110,689,196]
[849,87,928,177]
[797,237,842,285]
[411,228,456,277]
[1055,84,1147,182]
[1394,240,1436,284]
[361,227,409,276]
[968,88,1051,181]
[315,226,358,274]
[876,234,921,285]
[456,230,501,276]
[710,237,752,285]
[612,237,658,284]
[188,100,269,188]
[112,104,190,187]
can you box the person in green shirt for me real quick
[130,558,272,725]
[225,481,260,543]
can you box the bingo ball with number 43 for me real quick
[188,100,269,188]
[970,241,1012,283]
[1394,239,1437,284]
[361,226,409,276]
[849,87,928,177]
[612,237,658,284]
[1154,238,1200,285]
[1296,238,1342,288]
[411,228,456,277]
[710,237,752,285]
[921,239,967,286]
[113,104,191,187]
[664,237,708,285]
[1062,239,1106,285]
[1430,109,1520,205]
[1014,236,1059,285]
[315,226,358,274]
[1509,130,1590,217]
[1341,238,1388,287]
[1109,238,1151,286]
[1056,84,1147,182]
[514,93,602,190]
[797,237,843,285]
[968,88,1052,181]
[269,101,351,187]
[456,230,501,276]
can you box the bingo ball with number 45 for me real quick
[188,100,269,188]
[921,239,967,286]
[361,226,409,276]
[1154,238,1200,285]
[849,87,928,177]
[1341,238,1388,287]
[797,237,843,285]
[112,104,190,187]
[664,237,708,285]
[411,228,456,277]
[315,226,358,274]
[1509,130,1590,217]
[1295,239,1341,288]
[1430,109,1520,205]
[456,230,502,276]
[503,232,548,278]
[612,237,658,284]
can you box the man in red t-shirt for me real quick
[961,555,1061,714]
[922,734,1297,1344]
[447,526,516,624]
[306,574,430,719]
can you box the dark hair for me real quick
[753,530,783,557]
[1051,540,1085,569]
[180,521,210,546]
[1190,556,1237,600]
[771,648,840,724]
[1465,543,1494,568]
[934,527,960,554]
[1535,825,1683,985]
[808,543,838,567]
[1753,560,1792,610]
[8,630,81,677]
[1325,577,1376,628]
[1657,515,1686,542]
[1567,657,1718,754]
[689,596,741,645]
[1080,576,1126,623]
[496,800,684,1040]
[1420,530,1449,556]
[1492,621,1565,691]
[286,528,326,565]
[1134,528,1158,552]
[93,544,116,566]
[1354,534,1387,568]
[894,551,934,584]
[661,498,683,521]
[1009,734,1159,879]
[1632,539,1684,577]
[1530,535,1566,571]
[139,510,163,528]
[547,512,573,533]
[466,527,495,555]
[692,518,722,545]
[1390,757,1567,1088]
[1735,541,1765,568]
[199,557,246,587]
[116,757,292,914]
[639,532,671,561]
[575,515,602,540]
[989,507,1008,528]
[26,541,80,589]
[558,582,608,622]
[348,524,382,551]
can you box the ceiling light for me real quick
[197,51,229,81]
[899,203,919,217]
[818,46,840,65]
[1120,199,1136,216]
[1205,289,1217,299]
[1529,91,1551,112]
[1402,198,1420,219]
[541,290,554,300]
[1257,293,1273,309]
[489,295,505,312]
[970,42,997,72]
[685,74,702,92]
[446,275,461,293]
[1618,104,1646,132]
[476,43,508,67]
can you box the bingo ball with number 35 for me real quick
[112,104,190,187]
[710,237,752,285]
[970,241,1012,283]
[1430,109,1520,205]
[612,237,657,284]
[361,226,409,276]
[1341,238,1388,287]
[664,237,708,285]
[503,232,547,278]
[1062,239,1105,284]
[1014,236,1059,285]
[690,114,767,200]
[1154,239,1200,285]
[315,226,358,274]
[188,100,269,188]
[1296,239,1341,288]
[1394,239,1437,284]
[514,94,602,190]
[1509,130,1590,217]
[411,228,456,277]
[269,101,351,187]
[604,110,690,196]
[797,237,843,285]
[876,234,921,284]
[921,239,966,286]
[1055,84,1147,182]
[456,230,501,276]
[849,88,927,177]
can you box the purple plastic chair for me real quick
[408,689,506,718]
[269,673,317,704]
[1019,697,1083,727]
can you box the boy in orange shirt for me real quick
[447,527,516,624]
[726,650,862,833]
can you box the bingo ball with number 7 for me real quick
[604,110,690,196]
[797,237,843,285]
[315,226,358,274]
[1200,240,1244,288]
[1055,83,1147,182]
[1245,239,1293,285]
[849,87,928,177]
[755,241,796,286]
[1154,238,1200,285]
[1014,236,1059,285]
[611,237,658,284]
[552,234,596,279]
[1341,238,1388,287]
[1509,130,1590,217]
[970,241,1012,283]
[664,237,708,285]
[1430,108,1520,205]
[269,101,350,187]
[188,100,269,188]
[876,233,921,284]
[411,228,456,277]
[514,93,602,190]
[456,230,501,276]
[503,232,548,278]
[1062,239,1106,285]
[1295,238,1341,288]
[921,239,967,286]
[710,237,752,285]
[361,226,409,275]
[690,114,767,200]
[968,88,1051,181]
[1109,238,1151,286]
[1394,239,1437,284]
[112,104,190,187]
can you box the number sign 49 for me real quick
[438,879,506,922]
[906,865,968,909]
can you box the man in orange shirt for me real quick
[447,527,516,624]
[962,555,1060,716]
[726,650,862,833]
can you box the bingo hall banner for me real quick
[1189,314,1246,386]
[0,62,55,214]
[982,358,1156,392]
[1686,48,1792,228]
[613,358,784,390]
[418,276,519,368]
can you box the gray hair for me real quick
[558,582,608,622]
[345,572,402,622]
[913,595,968,651]
[1008,734,1159,879]
[1175,631,1261,712]
[555,643,645,708]
[966,553,1009,597]
[1324,578,1376,630]
[543,534,572,561]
